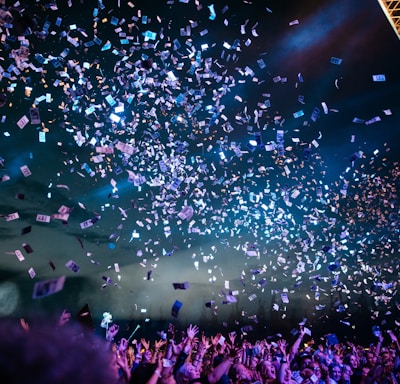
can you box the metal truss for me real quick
[377,0,400,39]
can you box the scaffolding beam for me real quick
[377,0,400,39]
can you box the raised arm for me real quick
[146,354,163,384]
[151,339,167,364]
[288,326,305,361]
[207,345,238,384]
[374,332,384,357]
[278,339,290,384]
[58,309,71,327]
[115,339,131,383]
[387,330,400,351]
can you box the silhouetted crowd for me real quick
[0,311,399,384]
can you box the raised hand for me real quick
[107,323,120,340]
[227,343,242,358]
[154,339,167,350]
[58,309,71,327]
[115,349,128,369]
[140,338,150,351]
[20,318,30,332]
[277,339,288,355]
[228,331,236,346]
[119,338,129,352]
[210,333,222,348]
[201,333,212,350]
[168,323,176,339]
[186,324,199,340]
[135,341,142,355]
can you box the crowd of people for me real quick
[1,310,399,384]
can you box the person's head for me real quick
[344,353,358,369]
[342,364,353,382]
[380,348,394,367]
[366,351,376,367]
[142,349,152,362]
[332,352,343,365]
[249,355,260,371]
[259,359,276,380]
[300,367,315,384]
[0,319,117,384]
[176,362,200,384]
[329,363,342,383]
[229,362,252,383]
[298,353,313,370]
[309,362,322,380]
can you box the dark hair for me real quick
[0,319,116,384]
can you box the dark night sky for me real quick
[0,0,399,343]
